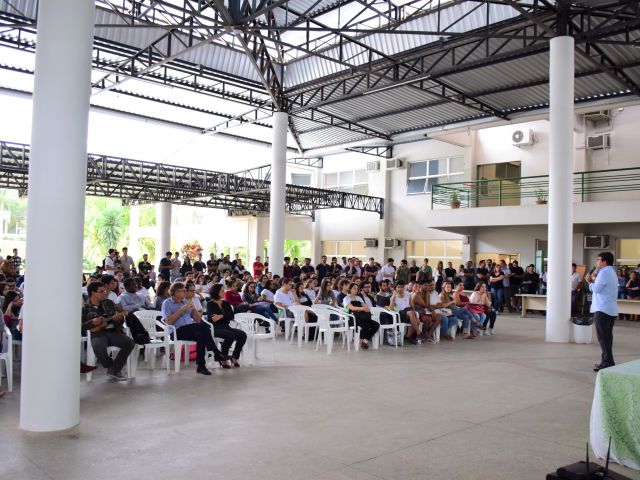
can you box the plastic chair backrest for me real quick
[1,326,12,354]
[134,310,163,334]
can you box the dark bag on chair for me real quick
[126,314,151,345]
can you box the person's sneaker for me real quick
[106,369,128,381]
[405,336,418,345]
[80,362,97,374]
[485,329,493,336]
[197,366,212,375]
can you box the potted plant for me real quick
[450,191,461,209]
[535,188,547,205]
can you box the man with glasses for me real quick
[82,282,134,381]
[586,252,618,372]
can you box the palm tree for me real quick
[83,197,129,264]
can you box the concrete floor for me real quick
[2,313,640,480]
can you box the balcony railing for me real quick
[431,167,640,209]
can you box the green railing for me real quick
[431,167,640,209]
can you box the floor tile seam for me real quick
[346,421,479,468]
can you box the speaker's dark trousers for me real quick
[594,311,616,367]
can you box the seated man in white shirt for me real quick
[381,258,396,282]
[274,278,298,318]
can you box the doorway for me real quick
[476,162,521,207]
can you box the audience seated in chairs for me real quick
[314,278,336,306]
[206,284,247,368]
[241,280,278,322]
[162,281,225,375]
[389,281,420,344]
[82,282,134,381]
[3,290,22,341]
[410,281,442,342]
[469,282,496,335]
[154,281,171,310]
[439,281,474,339]
[118,277,152,313]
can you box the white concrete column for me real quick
[310,168,322,262]
[156,202,172,262]
[377,164,391,262]
[20,0,95,431]
[268,112,288,276]
[128,204,141,263]
[546,36,574,343]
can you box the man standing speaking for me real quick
[586,251,618,372]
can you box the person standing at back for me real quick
[159,251,172,282]
[586,252,618,372]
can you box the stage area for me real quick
[2,314,640,480]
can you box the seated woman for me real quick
[241,280,278,322]
[162,282,225,374]
[469,282,496,335]
[154,281,171,310]
[342,282,380,349]
[439,281,474,339]
[389,281,420,344]
[294,282,317,337]
[336,279,351,307]
[223,279,250,313]
[314,278,336,306]
[194,274,209,295]
[2,290,22,341]
[256,274,268,295]
[185,282,205,314]
[118,277,152,313]
[206,284,247,368]
[452,281,485,335]
[303,278,318,303]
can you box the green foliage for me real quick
[284,240,311,260]
[83,198,129,265]
[138,237,156,262]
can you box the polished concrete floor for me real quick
[2,314,640,480]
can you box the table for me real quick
[590,359,640,471]
[516,294,548,317]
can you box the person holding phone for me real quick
[162,281,226,375]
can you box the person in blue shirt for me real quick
[162,282,226,375]
[586,252,618,372]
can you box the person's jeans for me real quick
[440,315,459,337]
[450,307,471,330]
[490,286,504,312]
[594,311,616,367]
[91,330,135,373]
[252,304,278,322]
[176,322,222,367]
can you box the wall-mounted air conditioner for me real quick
[386,158,404,170]
[365,161,380,172]
[584,235,610,249]
[384,238,402,248]
[587,134,611,150]
[364,238,378,248]
[512,129,534,147]
[583,109,610,124]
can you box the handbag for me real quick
[466,303,485,314]
[435,308,453,317]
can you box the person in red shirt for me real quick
[223,280,250,312]
[253,255,265,279]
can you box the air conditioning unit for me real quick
[587,134,611,150]
[583,109,610,124]
[365,161,380,172]
[384,238,402,248]
[386,158,404,170]
[364,238,378,248]
[584,235,610,249]
[512,129,534,147]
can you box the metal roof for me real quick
[0,0,639,153]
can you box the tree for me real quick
[284,240,311,260]
[83,198,129,265]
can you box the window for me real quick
[618,239,640,265]
[407,157,464,194]
[322,240,368,260]
[405,239,463,267]
[324,169,368,195]
[291,173,312,186]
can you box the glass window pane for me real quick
[354,184,368,195]
[354,169,367,183]
[426,177,439,193]
[406,240,425,257]
[324,173,337,187]
[409,161,427,178]
[449,156,465,174]
[407,178,426,194]
[322,241,336,255]
[425,240,446,257]
[446,240,463,259]
[619,239,640,261]
[430,258,446,269]
[291,173,311,186]
[337,241,351,256]
[339,171,354,185]
[351,241,366,255]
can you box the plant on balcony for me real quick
[450,191,461,209]
[535,187,547,205]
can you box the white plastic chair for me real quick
[288,305,316,347]
[157,318,197,372]
[132,310,171,375]
[276,307,295,340]
[234,312,276,363]
[312,305,359,354]
[370,307,406,348]
[85,328,134,381]
[0,326,13,392]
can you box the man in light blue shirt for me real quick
[586,252,618,371]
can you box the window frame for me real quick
[323,168,369,195]
[406,156,465,195]
[405,239,464,266]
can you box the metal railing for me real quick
[431,167,640,209]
